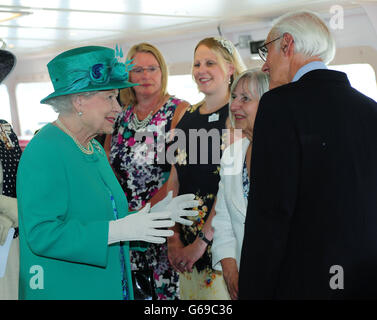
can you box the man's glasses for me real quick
[258,36,282,62]
[131,66,160,74]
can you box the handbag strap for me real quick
[105,185,130,300]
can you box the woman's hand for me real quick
[151,191,199,226]
[168,235,207,273]
[168,238,186,273]
[221,258,239,300]
[108,203,175,244]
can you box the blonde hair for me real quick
[193,37,246,87]
[119,43,169,107]
[191,37,246,110]
[229,69,270,128]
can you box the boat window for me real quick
[329,63,377,101]
[168,74,204,105]
[0,84,12,123]
[13,65,376,139]
[16,82,56,138]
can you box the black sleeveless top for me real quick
[174,103,228,272]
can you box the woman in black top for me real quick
[167,37,246,299]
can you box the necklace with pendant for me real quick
[129,95,169,131]
[55,119,94,155]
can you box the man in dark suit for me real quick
[239,10,377,299]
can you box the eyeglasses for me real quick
[258,36,282,62]
[130,66,160,74]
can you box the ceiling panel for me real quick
[3,9,204,30]
[0,0,368,58]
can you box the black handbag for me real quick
[131,254,157,300]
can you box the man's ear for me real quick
[281,33,295,57]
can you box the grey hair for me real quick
[229,68,270,128]
[270,10,336,65]
[44,91,99,114]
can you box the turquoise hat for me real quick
[41,45,137,104]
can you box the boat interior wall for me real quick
[0,1,376,137]
[1,4,375,80]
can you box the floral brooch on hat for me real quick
[69,44,134,91]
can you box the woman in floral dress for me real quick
[107,43,189,300]
[166,37,246,299]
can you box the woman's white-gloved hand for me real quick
[0,195,18,226]
[108,203,175,245]
[0,214,13,246]
[151,191,199,226]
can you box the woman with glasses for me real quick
[211,69,269,300]
[106,42,190,300]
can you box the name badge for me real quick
[208,113,219,122]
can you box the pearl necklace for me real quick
[55,119,94,155]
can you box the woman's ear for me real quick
[228,63,235,78]
[71,94,82,114]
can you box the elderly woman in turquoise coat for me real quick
[17,45,198,300]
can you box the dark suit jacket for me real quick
[239,69,377,299]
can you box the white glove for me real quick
[0,195,18,226]
[0,214,13,246]
[151,191,199,226]
[108,203,175,245]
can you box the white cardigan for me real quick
[212,137,250,271]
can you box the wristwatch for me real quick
[198,231,212,245]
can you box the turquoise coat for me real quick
[17,124,137,300]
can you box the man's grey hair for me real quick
[270,10,336,65]
[44,91,99,114]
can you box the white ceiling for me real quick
[0,0,372,59]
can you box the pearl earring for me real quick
[78,111,83,116]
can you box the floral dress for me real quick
[173,103,229,299]
[242,158,250,199]
[110,96,184,300]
